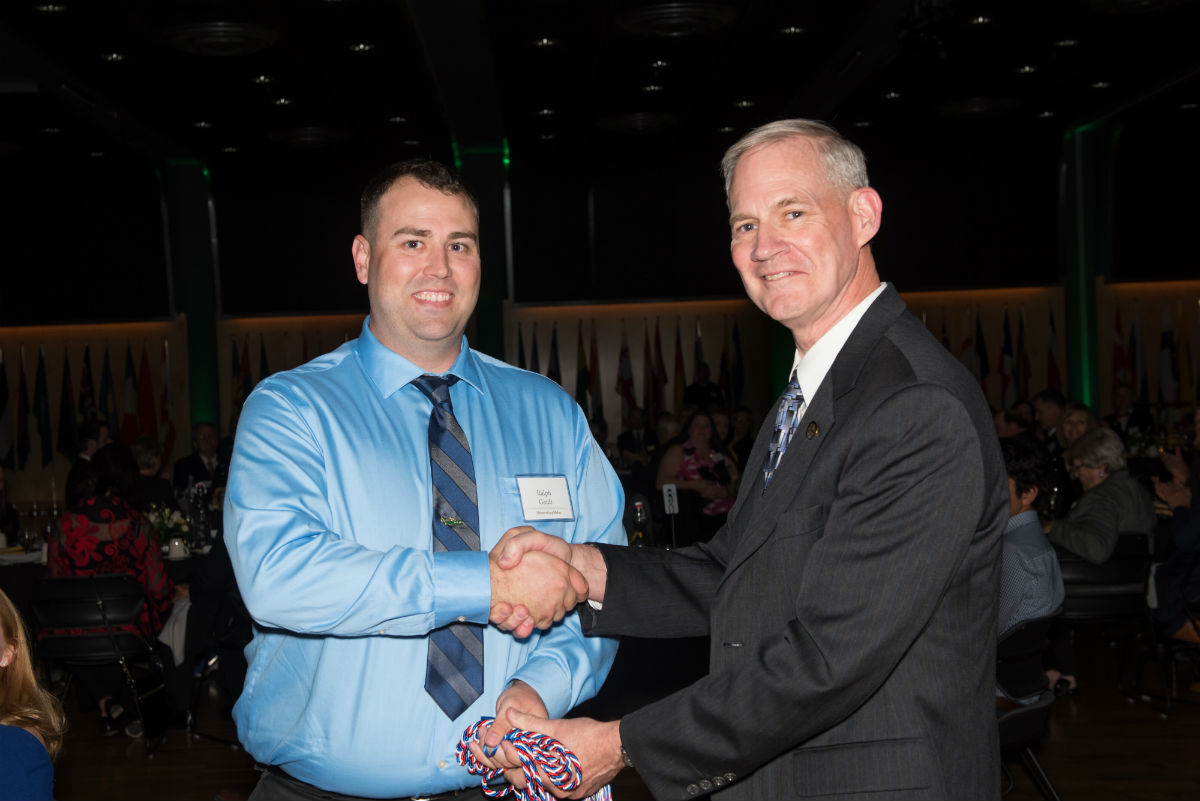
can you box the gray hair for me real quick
[720,119,870,204]
[1067,428,1127,473]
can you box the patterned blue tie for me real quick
[763,371,804,489]
[413,374,484,719]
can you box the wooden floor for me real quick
[48,625,1200,801]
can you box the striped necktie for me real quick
[412,374,484,719]
[763,371,804,489]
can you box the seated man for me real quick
[173,422,226,495]
[999,438,1065,637]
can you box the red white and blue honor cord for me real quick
[457,717,613,801]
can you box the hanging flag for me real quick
[15,347,31,470]
[975,313,991,397]
[32,346,53,466]
[1130,306,1147,404]
[529,323,541,375]
[717,316,733,408]
[693,318,705,376]
[1046,309,1063,394]
[1178,302,1194,406]
[231,339,244,422]
[160,339,176,470]
[240,337,253,401]
[56,348,78,460]
[672,318,686,415]
[120,344,139,445]
[1159,306,1180,405]
[516,323,527,371]
[641,321,657,423]
[0,348,11,469]
[731,320,745,408]
[960,309,979,380]
[546,324,562,386]
[136,343,157,440]
[574,320,590,415]
[78,344,96,424]
[98,345,118,439]
[615,322,636,427]
[652,318,667,418]
[588,320,603,423]
[997,309,1015,409]
[1112,306,1130,390]
[1015,308,1031,402]
[260,336,271,383]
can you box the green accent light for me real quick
[502,138,511,169]
[451,139,462,173]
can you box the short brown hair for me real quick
[360,159,479,240]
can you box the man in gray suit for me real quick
[483,120,1008,801]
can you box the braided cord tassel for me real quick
[457,717,613,801]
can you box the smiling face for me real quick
[728,137,882,353]
[352,177,481,372]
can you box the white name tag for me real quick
[515,475,575,522]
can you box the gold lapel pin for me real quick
[806,421,820,439]
[440,516,465,528]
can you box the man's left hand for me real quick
[467,681,550,780]
[505,710,625,799]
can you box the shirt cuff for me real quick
[509,658,572,718]
[431,550,491,627]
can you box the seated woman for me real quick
[1056,401,1099,454]
[1043,427,1156,694]
[1,588,66,801]
[656,411,739,545]
[47,443,180,737]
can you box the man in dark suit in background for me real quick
[485,119,1007,800]
[173,421,227,493]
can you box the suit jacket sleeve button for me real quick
[713,777,726,787]
[699,780,713,791]
[725,773,737,782]
[685,785,699,796]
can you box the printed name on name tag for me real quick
[515,475,575,521]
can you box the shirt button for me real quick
[456,616,466,623]
[685,784,699,796]
[699,780,713,791]
[438,760,447,769]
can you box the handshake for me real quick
[488,526,606,638]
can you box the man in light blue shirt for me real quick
[998,437,1064,637]
[224,159,625,800]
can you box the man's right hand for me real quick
[490,528,609,637]
[490,530,588,636]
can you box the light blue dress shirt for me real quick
[225,319,625,798]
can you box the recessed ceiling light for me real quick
[42,126,61,134]
[222,146,239,153]
[883,91,901,100]
[536,108,555,116]
[539,134,556,140]
[1017,65,1037,74]
[194,121,213,129]
[780,25,805,35]
[734,99,754,108]
[643,84,663,92]
[1038,110,1056,118]
[101,52,126,62]
[650,59,668,68]
[34,4,66,12]
[533,37,556,47]
[969,15,991,25]
[89,151,104,157]
[853,120,873,128]
[1054,38,1079,47]
[252,74,273,84]
[388,116,407,123]
[1181,102,1198,110]
[718,125,735,133]
[273,97,292,105]
[403,139,421,146]
[1091,80,1110,89]
[349,43,375,53]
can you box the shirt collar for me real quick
[789,281,887,402]
[354,316,484,398]
[1005,509,1040,533]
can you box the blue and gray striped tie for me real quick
[413,374,484,719]
[763,371,804,489]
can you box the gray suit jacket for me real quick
[582,286,1007,800]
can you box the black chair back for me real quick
[32,574,154,665]
[998,607,1061,701]
[1057,532,1151,621]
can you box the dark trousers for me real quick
[249,768,486,801]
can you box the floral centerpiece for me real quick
[146,505,189,544]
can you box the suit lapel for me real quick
[720,286,908,577]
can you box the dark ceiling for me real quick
[1,0,1199,321]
